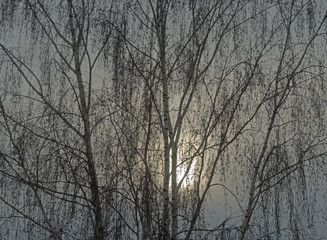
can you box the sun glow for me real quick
[176,152,196,188]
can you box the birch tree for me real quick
[121,0,327,239]
[0,1,116,239]
[1,0,327,240]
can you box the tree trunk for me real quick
[171,142,178,239]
